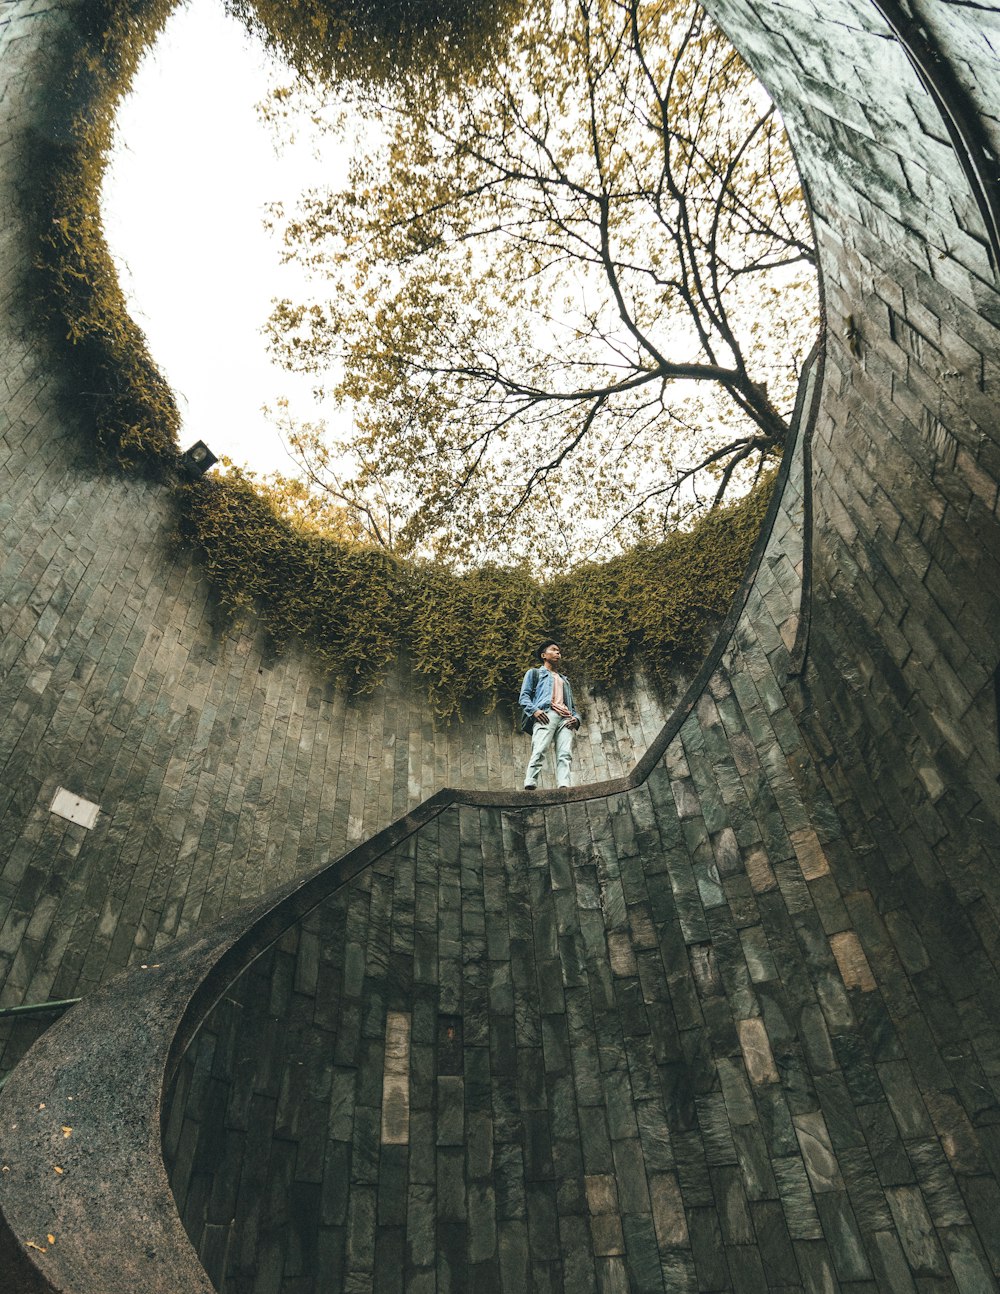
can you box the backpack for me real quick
[519,668,540,733]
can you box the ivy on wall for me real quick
[28,0,182,473]
[227,0,519,90]
[26,0,778,720]
[178,471,772,718]
[545,480,773,696]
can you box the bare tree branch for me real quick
[264,0,818,567]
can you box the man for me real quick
[519,641,582,789]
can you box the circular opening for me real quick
[40,0,820,718]
[102,0,819,572]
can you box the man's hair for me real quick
[537,640,559,661]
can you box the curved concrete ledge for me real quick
[0,329,816,1290]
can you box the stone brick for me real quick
[4,1,1000,1292]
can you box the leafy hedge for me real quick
[546,481,774,695]
[178,471,773,718]
[227,0,519,89]
[27,0,182,474]
[26,0,778,721]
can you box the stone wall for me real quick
[0,2,670,1084]
[710,0,1000,819]
[2,1,1000,1292]
[158,430,813,1294]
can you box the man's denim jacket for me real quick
[519,667,582,731]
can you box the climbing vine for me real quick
[27,0,182,474]
[25,0,779,721]
[178,470,773,718]
[227,0,519,90]
[546,480,773,695]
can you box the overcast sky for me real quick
[102,0,345,477]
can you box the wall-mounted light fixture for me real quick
[179,440,218,478]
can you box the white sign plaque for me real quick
[50,787,101,830]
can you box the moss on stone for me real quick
[178,471,773,718]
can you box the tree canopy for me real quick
[32,0,792,716]
[228,0,519,90]
[263,0,818,569]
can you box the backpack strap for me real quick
[520,668,541,733]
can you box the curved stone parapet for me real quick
[0,384,809,1291]
[0,0,676,1089]
[0,792,454,1294]
[2,0,1000,1291]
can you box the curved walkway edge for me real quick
[0,352,821,1294]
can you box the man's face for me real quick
[541,644,562,667]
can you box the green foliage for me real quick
[178,470,773,719]
[404,562,548,716]
[31,0,778,723]
[25,0,182,474]
[546,477,774,694]
[178,474,407,686]
[227,0,519,90]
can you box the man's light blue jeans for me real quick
[524,713,576,788]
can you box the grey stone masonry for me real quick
[0,7,670,1083]
[2,0,1000,1292]
[158,394,1000,1290]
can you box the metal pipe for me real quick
[0,997,81,1020]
